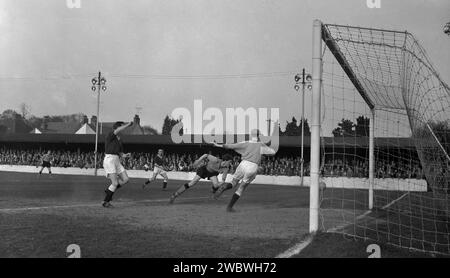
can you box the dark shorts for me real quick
[196,166,219,179]
[42,161,51,168]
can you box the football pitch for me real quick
[0,171,437,258]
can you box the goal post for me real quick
[309,19,323,233]
[310,19,377,231]
[310,19,450,255]
[369,108,375,210]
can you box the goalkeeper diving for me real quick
[169,153,234,204]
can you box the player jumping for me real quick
[143,149,170,190]
[38,150,53,175]
[212,129,276,212]
[169,153,233,204]
[102,121,133,208]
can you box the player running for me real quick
[168,153,233,204]
[212,129,276,212]
[102,121,133,208]
[38,150,53,175]
[142,149,170,190]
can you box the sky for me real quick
[0,0,449,134]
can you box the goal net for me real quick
[312,21,450,255]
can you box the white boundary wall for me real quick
[0,164,427,192]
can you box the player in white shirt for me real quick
[211,129,276,212]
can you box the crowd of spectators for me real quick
[321,158,425,179]
[0,147,426,179]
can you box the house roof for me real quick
[29,128,42,134]
[42,122,82,134]
[75,123,95,134]
[89,122,145,135]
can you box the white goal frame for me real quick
[309,19,377,232]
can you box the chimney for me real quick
[42,116,50,130]
[133,114,140,126]
[90,115,97,127]
[82,115,89,124]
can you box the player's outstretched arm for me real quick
[121,152,131,158]
[210,142,224,148]
[192,154,208,168]
[210,141,246,150]
[260,144,276,156]
[114,122,133,135]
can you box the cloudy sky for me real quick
[0,0,449,134]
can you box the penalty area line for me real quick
[0,196,214,213]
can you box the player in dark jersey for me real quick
[38,150,53,175]
[169,154,233,204]
[142,149,170,190]
[102,121,133,208]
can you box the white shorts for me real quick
[153,166,168,177]
[103,154,125,177]
[232,160,258,183]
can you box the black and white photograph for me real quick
[0,0,449,264]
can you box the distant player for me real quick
[38,150,53,175]
[102,121,133,208]
[143,149,170,190]
[212,129,276,212]
[169,153,233,204]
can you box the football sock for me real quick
[227,193,240,210]
[104,189,114,202]
[223,183,233,191]
[174,183,189,197]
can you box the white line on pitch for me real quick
[275,234,314,258]
[327,191,410,233]
[327,210,372,233]
[381,192,409,210]
[0,196,215,213]
[275,191,412,258]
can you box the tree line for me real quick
[160,115,372,137]
[3,104,447,143]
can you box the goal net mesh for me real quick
[318,23,450,255]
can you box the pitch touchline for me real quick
[0,196,215,213]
